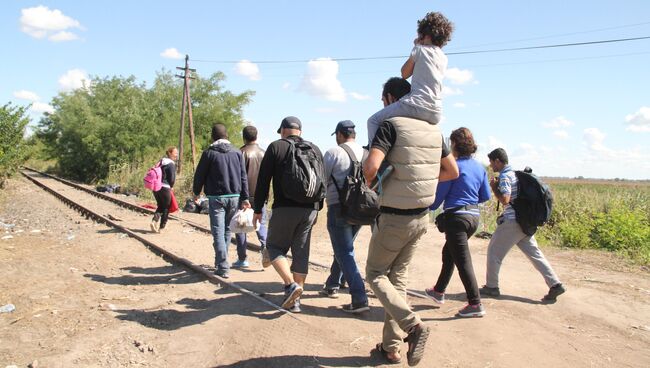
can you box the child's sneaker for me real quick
[457,303,486,318]
[424,288,445,304]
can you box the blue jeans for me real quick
[326,205,367,305]
[325,259,346,289]
[208,197,239,272]
[235,203,267,261]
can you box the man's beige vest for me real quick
[380,117,442,210]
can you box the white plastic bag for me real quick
[229,208,258,233]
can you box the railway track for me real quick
[20,168,306,320]
[20,167,429,304]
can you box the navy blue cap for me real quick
[277,116,302,133]
[331,120,355,136]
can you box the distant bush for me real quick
[479,180,650,265]
[540,182,649,264]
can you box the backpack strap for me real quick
[338,143,359,163]
[330,143,359,195]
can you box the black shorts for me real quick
[266,207,317,274]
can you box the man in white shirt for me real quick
[321,120,369,313]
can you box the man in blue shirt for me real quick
[481,148,565,302]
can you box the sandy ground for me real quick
[1,173,649,368]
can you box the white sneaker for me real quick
[150,219,160,233]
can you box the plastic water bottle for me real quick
[0,303,16,313]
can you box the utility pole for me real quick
[175,55,196,175]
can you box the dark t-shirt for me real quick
[371,120,450,157]
[253,135,324,213]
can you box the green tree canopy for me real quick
[36,70,253,182]
[0,103,30,187]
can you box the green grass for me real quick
[478,180,650,265]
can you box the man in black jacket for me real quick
[193,123,249,279]
[253,116,324,313]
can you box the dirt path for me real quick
[1,175,649,367]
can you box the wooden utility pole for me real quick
[175,55,196,175]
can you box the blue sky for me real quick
[2,1,650,180]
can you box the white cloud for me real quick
[49,31,79,42]
[452,102,466,108]
[349,92,370,101]
[31,102,54,114]
[160,48,184,60]
[442,86,463,97]
[20,6,83,42]
[299,58,346,102]
[58,69,89,91]
[553,130,569,140]
[445,67,474,85]
[542,116,574,129]
[583,128,606,151]
[234,60,261,81]
[282,82,291,90]
[13,90,40,102]
[625,106,650,132]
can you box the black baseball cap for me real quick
[331,120,355,136]
[277,116,302,133]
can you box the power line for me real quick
[448,35,650,55]
[191,35,650,64]
[448,21,650,50]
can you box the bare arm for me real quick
[490,178,511,205]
[363,148,385,185]
[438,154,459,182]
[401,56,415,79]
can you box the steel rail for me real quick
[20,170,304,321]
[21,167,427,301]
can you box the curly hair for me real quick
[450,127,477,157]
[417,12,454,47]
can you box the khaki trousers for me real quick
[365,212,429,352]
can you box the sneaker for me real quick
[214,269,229,279]
[424,288,445,304]
[150,217,160,233]
[232,259,250,269]
[288,298,301,313]
[479,285,500,297]
[282,282,303,309]
[261,247,271,268]
[543,283,566,302]
[318,288,339,299]
[342,302,370,314]
[457,303,486,318]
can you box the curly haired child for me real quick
[367,12,454,146]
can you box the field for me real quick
[479,178,650,265]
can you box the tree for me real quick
[0,103,30,187]
[36,70,253,182]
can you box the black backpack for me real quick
[280,138,326,204]
[512,169,553,236]
[332,144,380,225]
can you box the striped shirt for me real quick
[499,165,518,221]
